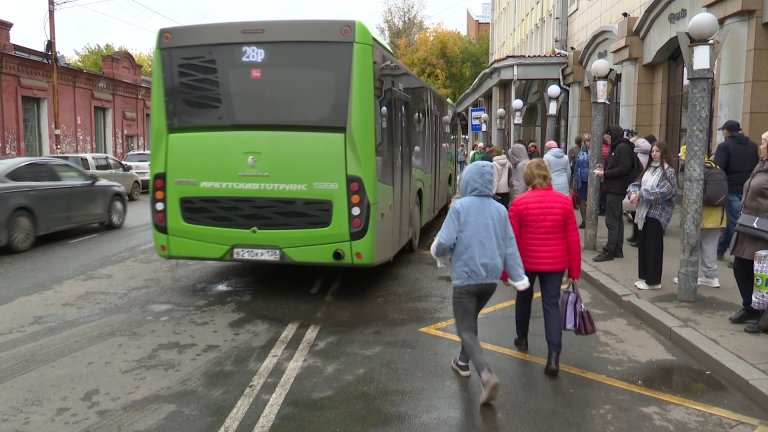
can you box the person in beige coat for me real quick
[729,131,768,327]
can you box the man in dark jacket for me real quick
[594,124,635,262]
[714,120,760,260]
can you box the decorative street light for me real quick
[496,108,507,151]
[584,58,612,251]
[546,84,561,142]
[481,113,489,145]
[676,12,721,302]
[512,99,524,145]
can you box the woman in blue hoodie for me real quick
[431,161,529,406]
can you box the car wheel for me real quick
[7,210,36,253]
[128,182,141,201]
[104,197,126,229]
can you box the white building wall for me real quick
[491,0,559,58]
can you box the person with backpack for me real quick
[673,156,727,288]
[714,120,760,262]
[593,125,636,262]
[628,141,679,290]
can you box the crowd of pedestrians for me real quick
[443,121,768,405]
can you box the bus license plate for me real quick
[232,248,281,261]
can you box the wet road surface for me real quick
[0,199,765,431]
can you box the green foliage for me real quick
[377,0,426,56]
[398,26,490,101]
[67,43,152,77]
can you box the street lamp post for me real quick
[496,108,507,151]
[546,84,561,143]
[676,12,721,302]
[512,99,524,145]
[585,58,612,251]
[481,113,489,145]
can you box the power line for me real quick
[76,5,157,32]
[427,0,469,20]
[128,0,182,25]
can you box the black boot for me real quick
[513,337,528,351]
[614,248,624,259]
[544,351,560,377]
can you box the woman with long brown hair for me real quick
[628,141,678,290]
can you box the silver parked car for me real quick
[0,157,127,253]
[123,150,150,191]
[51,153,142,201]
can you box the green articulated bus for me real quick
[150,20,461,266]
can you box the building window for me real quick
[22,97,43,156]
[606,74,621,127]
[126,135,137,153]
[568,0,578,15]
[94,107,107,153]
[145,114,151,150]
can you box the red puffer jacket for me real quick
[508,186,581,279]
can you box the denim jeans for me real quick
[453,283,496,375]
[717,192,742,256]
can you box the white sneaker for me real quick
[636,281,662,290]
[698,277,720,288]
[634,280,645,288]
[672,277,678,284]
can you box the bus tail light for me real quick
[151,173,168,234]
[347,176,369,241]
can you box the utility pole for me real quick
[676,13,723,301]
[48,0,61,153]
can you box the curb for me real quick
[580,260,768,412]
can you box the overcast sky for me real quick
[3,0,486,57]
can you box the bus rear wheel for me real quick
[408,199,421,252]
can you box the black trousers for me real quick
[604,193,624,254]
[732,257,756,309]
[637,217,664,285]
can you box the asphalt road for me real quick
[0,197,765,431]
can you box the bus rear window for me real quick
[163,42,352,129]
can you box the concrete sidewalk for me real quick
[579,207,768,412]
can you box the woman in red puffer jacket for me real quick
[507,158,581,378]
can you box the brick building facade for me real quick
[0,19,150,159]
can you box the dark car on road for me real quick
[0,157,127,253]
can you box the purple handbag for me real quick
[561,280,580,331]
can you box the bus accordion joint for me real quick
[152,173,168,234]
[347,175,369,241]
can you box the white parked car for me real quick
[51,153,142,201]
[123,150,150,191]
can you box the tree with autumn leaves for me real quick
[377,0,489,101]
[397,26,489,101]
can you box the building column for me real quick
[618,59,637,131]
[491,86,500,147]
[715,15,748,144]
[567,84,581,153]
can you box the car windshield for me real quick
[124,153,150,162]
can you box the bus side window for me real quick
[377,100,393,185]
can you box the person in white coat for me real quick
[490,146,512,208]
[543,141,571,196]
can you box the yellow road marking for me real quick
[419,299,768,427]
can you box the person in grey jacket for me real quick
[431,161,529,405]
[508,142,530,199]
[543,140,570,196]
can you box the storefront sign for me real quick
[668,9,688,24]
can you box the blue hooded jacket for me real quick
[432,161,527,287]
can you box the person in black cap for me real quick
[714,120,760,274]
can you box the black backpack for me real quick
[703,159,728,206]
